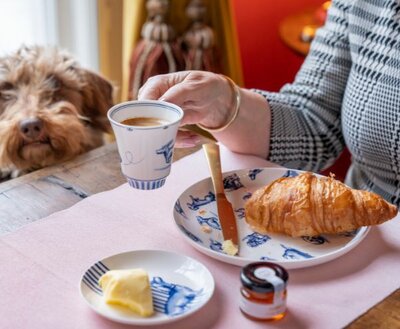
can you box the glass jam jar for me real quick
[239,262,289,321]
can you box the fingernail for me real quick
[179,136,201,148]
[188,135,202,144]
[179,142,197,148]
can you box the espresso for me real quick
[121,116,168,127]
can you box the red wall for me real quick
[232,0,324,91]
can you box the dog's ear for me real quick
[79,69,114,133]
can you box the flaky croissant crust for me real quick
[244,172,398,237]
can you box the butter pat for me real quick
[222,239,239,256]
[98,268,154,317]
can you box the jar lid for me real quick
[240,262,289,293]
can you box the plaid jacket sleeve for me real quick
[254,0,352,172]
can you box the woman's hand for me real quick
[138,70,233,129]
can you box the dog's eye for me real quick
[0,82,15,101]
[0,85,16,101]
[0,92,15,101]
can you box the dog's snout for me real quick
[19,118,44,139]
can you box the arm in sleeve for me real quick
[255,0,353,171]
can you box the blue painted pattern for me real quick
[338,230,358,237]
[260,256,277,261]
[196,215,221,230]
[282,170,299,178]
[209,239,223,252]
[82,261,110,296]
[223,174,244,191]
[121,150,144,166]
[302,235,329,245]
[151,277,203,316]
[174,200,187,219]
[281,244,313,259]
[242,192,252,200]
[156,140,174,164]
[187,191,215,210]
[127,177,166,190]
[248,169,263,180]
[235,207,245,219]
[242,232,271,247]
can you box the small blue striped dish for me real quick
[80,250,214,326]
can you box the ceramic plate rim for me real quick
[173,167,371,269]
[79,249,215,326]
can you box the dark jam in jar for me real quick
[239,262,289,321]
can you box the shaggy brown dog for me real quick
[0,46,114,180]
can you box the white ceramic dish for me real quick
[173,168,370,269]
[80,250,214,326]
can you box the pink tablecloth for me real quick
[0,146,399,329]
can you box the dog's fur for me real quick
[0,46,114,180]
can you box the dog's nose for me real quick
[19,118,44,139]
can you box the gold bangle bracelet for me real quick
[197,75,241,133]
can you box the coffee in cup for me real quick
[121,117,170,127]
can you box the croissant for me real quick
[244,172,398,237]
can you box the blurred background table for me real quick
[278,1,330,56]
[279,6,316,56]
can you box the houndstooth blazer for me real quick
[255,0,400,206]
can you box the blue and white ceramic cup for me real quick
[107,100,183,190]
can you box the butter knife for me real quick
[202,143,239,254]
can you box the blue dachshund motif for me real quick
[282,170,299,178]
[260,255,276,261]
[151,277,202,316]
[281,244,313,259]
[223,174,244,191]
[302,235,329,245]
[209,239,223,252]
[196,215,221,230]
[243,192,252,200]
[187,191,215,210]
[248,169,263,180]
[338,230,358,237]
[235,207,245,219]
[174,200,187,219]
[242,232,270,247]
[156,140,174,164]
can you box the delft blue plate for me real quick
[80,250,214,325]
[173,168,370,269]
